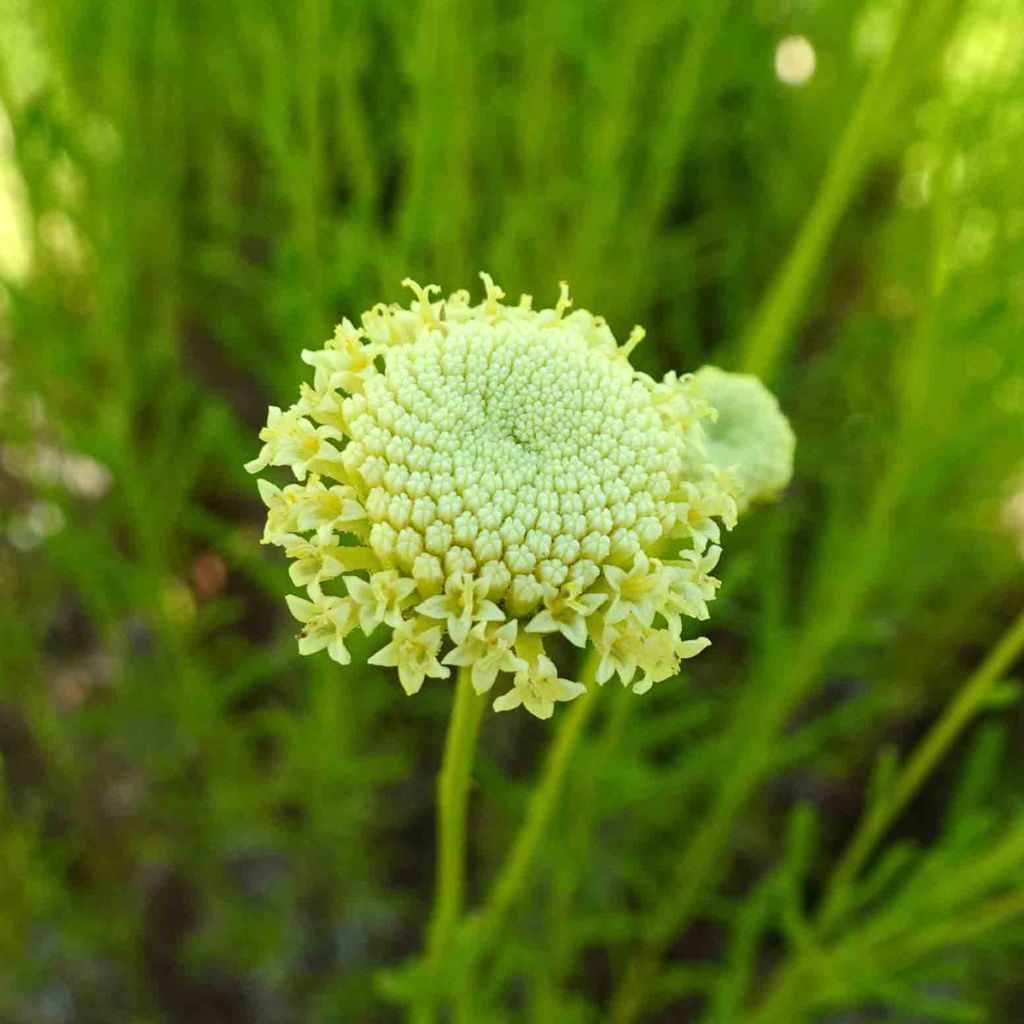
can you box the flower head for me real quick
[695,365,795,513]
[247,276,785,716]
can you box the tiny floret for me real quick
[248,277,790,717]
[285,590,358,665]
[443,620,526,695]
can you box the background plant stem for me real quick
[608,11,963,1018]
[818,606,1024,931]
[737,0,955,382]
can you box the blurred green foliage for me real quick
[1,0,1023,1021]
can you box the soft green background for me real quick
[2,0,1024,1021]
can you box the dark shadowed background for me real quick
[2,0,1024,1021]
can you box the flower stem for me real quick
[742,953,823,1024]
[417,666,486,1023]
[478,658,601,936]
[736,0,954,382]
[449,652,602,1019]
[541,683,633,1011]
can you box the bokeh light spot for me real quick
[775,35,816,86]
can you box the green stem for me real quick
[451,652,602,1020]
[744,608,1024,1024]
[871,888,1024,969]
[480,661,601,935]
[737,0,934,382]
[608,30,963,1010]
[817,606,1024,931]
[750,885,1024,1024]
[415,666,486,1024]
[541,683,633,1015]
[618,0,733,315]
[609,758,760,1024]
[743,954,823,1024]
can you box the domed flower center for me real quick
[344,320,681,594]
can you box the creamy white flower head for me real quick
[248,276,764,717]
[695,365,795,513]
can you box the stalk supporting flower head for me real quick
[695,365,795,513]
[247,276,789,716]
